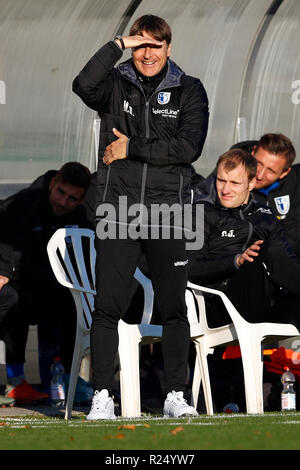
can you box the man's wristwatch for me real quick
[114,35,125,50]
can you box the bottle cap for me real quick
[54,356,62,362]
[284,366,290,371]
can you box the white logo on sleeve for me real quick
[274,195,290,216]
[157,92,171,105]
[174,259,189,267]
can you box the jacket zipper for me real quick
[179,173,183,206]
[239,209,253,251]
[102,166,111,202]
[142,83,182,206]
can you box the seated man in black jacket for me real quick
[189,148,300,329]
[188,148,300,412]
[250,133,300,257]
[0,162,92,403]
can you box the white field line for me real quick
[1,411,299,423]
[2,420,217,429]
[0,413,299,429]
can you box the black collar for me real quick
[131,61,169,99]
[215,194,255,213]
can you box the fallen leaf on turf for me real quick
[170,426,184,435]
[104,433,126,440]
[0,422,7,426]
[144,423,150,428]
[118,424,136,430]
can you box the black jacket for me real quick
[73,41,209,212]
[0,171,91,284]
[252,164,300,256]
[188,194,300,291]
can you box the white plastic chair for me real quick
[47,227,162,419]
[185,287,237,415]
[0,340,5,365]
[187,281,300,414]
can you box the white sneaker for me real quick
[86,389,116,420]
[163,391,198,418]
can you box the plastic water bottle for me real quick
[281,366,296,412]
[50,357,65,408]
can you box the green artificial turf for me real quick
[0,412,299,451]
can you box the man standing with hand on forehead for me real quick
[73,14,209,419]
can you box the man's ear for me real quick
[279,167,291,180]
[49,177,55,191]
[167,42,172,57]
[249,177,257,192]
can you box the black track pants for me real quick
[91,236,190,395]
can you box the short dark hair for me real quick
[254,133,296,169]
[129,15,172,45]
[54,162,91,194]
[230,140,258,154]
[217,149,257,181]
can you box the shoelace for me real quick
[170,392,187,405]
[91,391,109,410]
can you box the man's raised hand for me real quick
[236,240,264,267]
[115,35,163,50]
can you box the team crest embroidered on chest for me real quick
[274,195,290,215]
[157,92,171,105]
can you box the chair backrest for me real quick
[0,340,5,365]
[133,267,154,324]
[187,281,247,332]
[185,286,210,337]
[47,228,155,329]
[47,228,96,333]
[186,288,205,325]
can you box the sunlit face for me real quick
[253,147,291,190]
[216,163,256,208]
[49,179,85,216]
[132,31,171,77]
